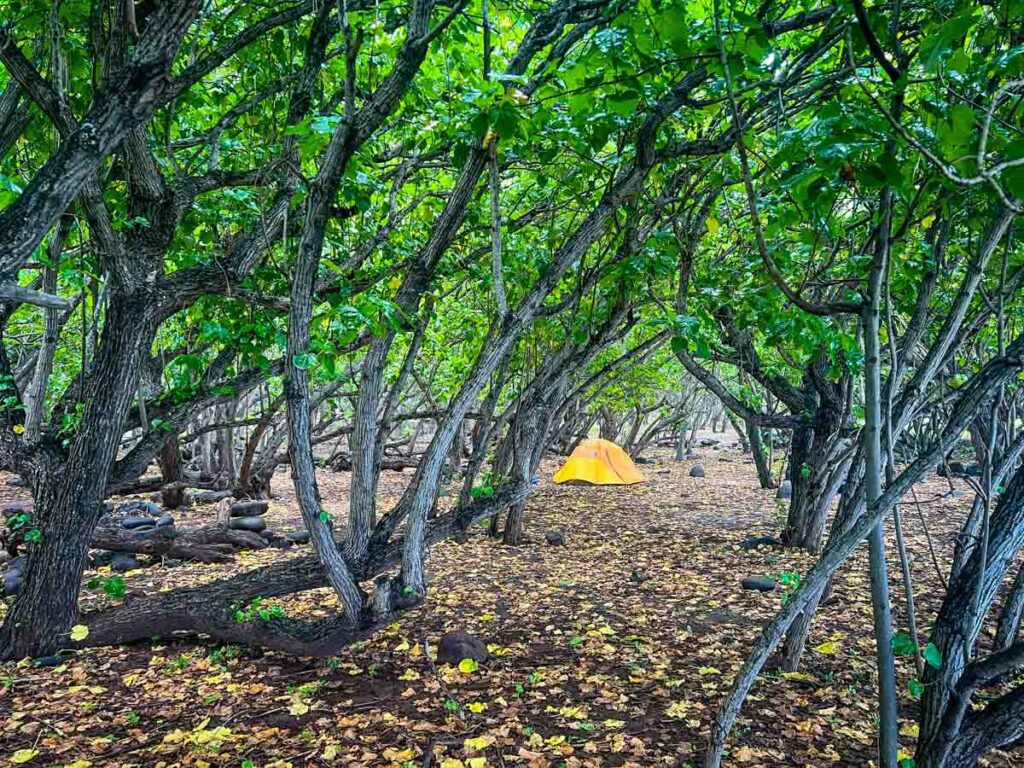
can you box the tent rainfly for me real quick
[553,438,646,485]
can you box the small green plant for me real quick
[234,597,286,624]
[208,645,241,666]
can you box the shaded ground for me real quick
[2,445,1023,767]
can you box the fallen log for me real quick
[329,452,421,472]
[75,482,531,654]
[90,525,267,564]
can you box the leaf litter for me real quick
[2,448,1023,767]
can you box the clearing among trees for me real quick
[2,0,1024,766]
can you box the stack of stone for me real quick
[228,499,269,533]
[113,500,174,572]
[120,500,174,534]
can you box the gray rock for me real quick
[689,464,705,478]
[776,481,792,500]
[155,513,175,527]
[8,555,26,572]
[32,655,63,667]
[111,552,140,572]
[741,575,777,592]
[545,531,566,546]
[230,500,269,517]
[436,631,489,665]
[634,456,656,465]
[937,461,966,478]
[286,530,311,544]
[6,475,28,487]
[229,516,266,533]
[685,451,700,460]
[122,516,155,530]
[3,569,23,595]
[740,535,782,551]
[2,500,32,515]
[118,500,162,517]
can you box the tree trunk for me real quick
[0,299,156,659]
[747,420,773,488]
[995,565,1024,651]
[156,435,185,508]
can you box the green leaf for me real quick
[923,642,943,669]
[908,678,924,698]
[292,351,318,370]
[891,632,917,656]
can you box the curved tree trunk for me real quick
[0,300,157,659]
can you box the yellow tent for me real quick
[553,438,646,485]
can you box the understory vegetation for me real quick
[1,0,1024,766]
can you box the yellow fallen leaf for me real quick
[781,671,814,681]
[603,719,626,728]
[812,641,840,655]
[900,723,920,738]
[288,698,310,716]
[458,658,478,674]
[665,701,690,718]
[467,702,486,713]
[467,759,486,768]
[383,747,415,761]
[464,736,492,752]
[64,762,92,768]
[11,749,39,764]
[322,744,339,759]
[70,625,89,642]
[441,760,465,768]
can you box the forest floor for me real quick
[2,442,1023,768]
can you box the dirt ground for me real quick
[2,443,1023,768]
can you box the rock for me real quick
[741,575,777,592]
[286,530,311,544]
[952,489,966,499]
[90,551,114,568]
[230,500,269,517]
[685,451,700,460]
[229,516,266,533]
[740,535,782,551]
[3,569,23,595]
[8,555,26,572]
[436,631,489,665]
[698,438,719,447]
[6,475,28,487]
[2,500,32,515]
[630,570,647,583]
[634,456,656,465]
[118,500,161,517]
[155,513,175,527]
[689,464,705,478]
[110,552,140,572]
[965,463,981,477]
[162,559,183,568]
[937,461,966,478]
[122,516,156,530]
[32,655,63,668]
[545,531,566,546]
[776,481,792,500]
